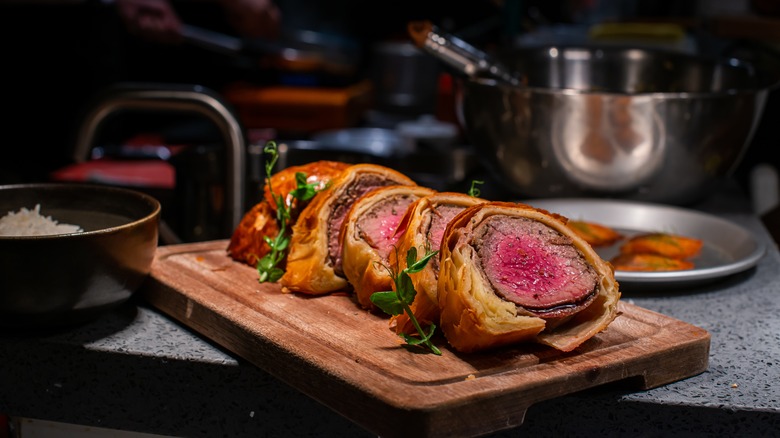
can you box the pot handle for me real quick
[407,20,523,87]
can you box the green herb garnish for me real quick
[468,179,484,198]
[257,141,321,283]
[371,246,442,355]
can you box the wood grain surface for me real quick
[142,240,711,438]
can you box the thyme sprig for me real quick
[371,246,442,355]
[257,141,321,283]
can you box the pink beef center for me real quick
[357,195,417,260]
[475,216,598,311]
[426,205,465,274]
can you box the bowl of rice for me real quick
[0,183,160,329]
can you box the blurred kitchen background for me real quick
[2,0,780,243]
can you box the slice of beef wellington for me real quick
[227,160,350,267]
[438,202,620,353]
[388,192,487,334]
[341,185,436,310]
[281,164,417,295]
[262,160,351,221]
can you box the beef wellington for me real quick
[341,185,436,310]
[388,192,487,334]
[281,164,417,295]
[438,202,621,353]
[228,160,349,267]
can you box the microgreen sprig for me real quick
[257,141,321,283]
[468,179,484,198]
[371,246,442,355]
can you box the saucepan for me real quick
[181,24,360,86]
[409,21,780,204]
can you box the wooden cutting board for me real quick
[142,240,711,438]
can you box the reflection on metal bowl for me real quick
[312,128,407,158]
[550,94,665,191]
[459,46,777,204]
[247,129,477,193]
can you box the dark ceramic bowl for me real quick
[0,183,160,329]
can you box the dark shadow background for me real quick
[1,0,778,202]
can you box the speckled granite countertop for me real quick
[2,186,779,437]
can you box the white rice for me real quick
[0,204,83,237]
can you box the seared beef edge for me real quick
[327,174,401,274]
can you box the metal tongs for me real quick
[407,20,523,87]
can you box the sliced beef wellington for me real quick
[388,192,487,334]
[227,160,349,267]
[342,185,436,310]
[281,164,417,295]
[438,202,620,353]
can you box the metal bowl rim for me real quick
[474,44,775,95]
[466,76,768,98]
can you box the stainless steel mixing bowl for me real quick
[459,46,778,204]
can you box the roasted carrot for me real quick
[568,220,624,247]
[619,232,702,259]
[610,253,695,272]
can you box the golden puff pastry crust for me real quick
[388,192,487,334]
[438,202,620,353]
[227,200,280,266]
[342,185,436,310]
[281,164,417,295]
[263,160,350,219]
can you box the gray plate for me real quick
[523,198,766,288]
